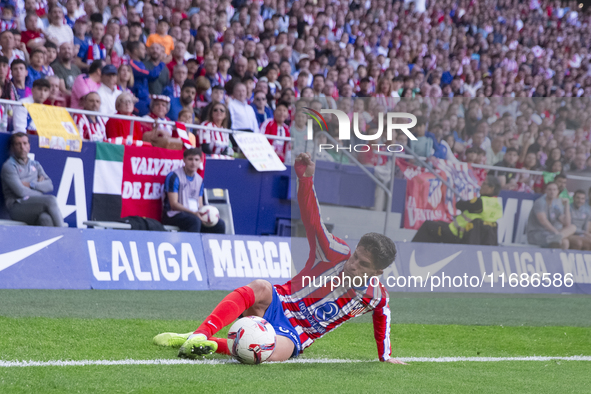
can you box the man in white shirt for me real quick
[228,82,259,133]
[46,6,74,46]
[97,64,121,116]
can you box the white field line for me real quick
[1,356,591,367]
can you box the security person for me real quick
[412,176,503,245]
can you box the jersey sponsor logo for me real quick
[298,301,326,334]
[0,236,63,273]
[209,239,291,278]
[313,302,339,321]
[87,240,204,282]
[409,250,462,279]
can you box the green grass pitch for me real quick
[1,290,590,393]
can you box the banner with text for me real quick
[25,103,82,152]
[397,158,482,229]
[92,143,183,221]
[0,226,589,294]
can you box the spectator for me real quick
[555,173,572,203]
[146,19,174,56]
[166,40,186,76]
[163,64,187,99]
[492,148,519,190]
[143,43,169,96]
[9,59,30,100]
[162,148,225,233]
[200,85,227,121]
[485,136,506,166]
[251,89,273,127]
[569,154,588,174]
[13,78,50,134]
[260,102,290,163]
[70,59,103,109]
[116,64,134,95]
[129,41,165,116]
[26,48,47,87]
[73,91,107,142]
[81,21,106,66]
[199,102,233,156]
[22,12,45,52]
[0,31,26,66]
[45,6,73,46]
[44,75,67,107]
[51,42,81,95]
[228,82,259,133]
[97,64,121,116]
[527,182,576,250]
[105,92,143,141]
[567,190,591,250]
[408,116,431,158]
[1,133,64,227]
[168,80,197,122]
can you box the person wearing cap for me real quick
[97,64,121,116]
[142,94,192,149]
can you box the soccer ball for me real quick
[227,316,276,364]
[199,205,220,227]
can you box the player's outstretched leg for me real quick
[178,280,274,359]
[153,332,193,347]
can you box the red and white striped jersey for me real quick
[197,121,231,155]
[275,174,392,361]
[73,113,107,142]
[259,118,290,163]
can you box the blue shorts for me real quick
[262,287,302,358]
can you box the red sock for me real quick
[194,286,255,338]
[211,337,231,355]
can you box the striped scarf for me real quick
[87,39,106,65]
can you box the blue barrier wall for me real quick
[1,226,589,294]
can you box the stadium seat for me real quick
[203,188,235,235]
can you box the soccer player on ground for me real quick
[154,152,406,364]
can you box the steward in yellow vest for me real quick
[412,176,503,245]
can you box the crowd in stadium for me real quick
[1,0,591,244]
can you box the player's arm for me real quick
[371,291,407,365]
[294,153,350,264]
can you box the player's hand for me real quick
[294,152,315,178]
[562,198,570,205]
[384,358,408,365]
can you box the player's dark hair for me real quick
[555,173,567,181]
[127,41,142,54]
[484,175,501,196]
[9,132,28,148]
[32,78,51,89]
[357,233,397,270]
[90,12,104,23]
[0,55,8,65]
[184,147,203,158]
